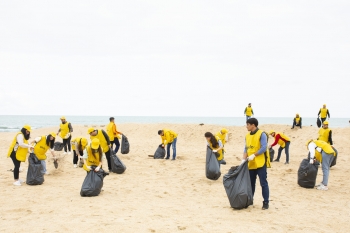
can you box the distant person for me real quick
[71,137,88,168]
[307,139,336,191]
[244,103,254,120]
[205,132,223,167]
[241,118,269,210]
[318,104,330,123]
[269,130,291,164]
[88,128,112,171]
[57,116,73,155]
[106,117,123,155]
[291,113,302,129]
[7,125,34,186]
[317,121,333,145]
[215,128,229,164]
[158,129,178,160]
[31,133,57,175]
[83,138,103,172]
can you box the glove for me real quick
[247,154,256,161]
[86,166,92,171]
[95,166,100,172]
[64,133,71,139]
[309,158,314,164]
[213,150,217,153]
[240,159,246,165]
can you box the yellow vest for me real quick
[7,132,29,162]
[215,131,227,145]
[106,122,121,141]
[83,146,101,171]
[275,132,290,148]
[208,136,223,161]
[161,129,178,145]
[246,130,271,170]
[60,122,70,138]
[295,117,300,124]
[318,128,331,144]
[320,108,328,118]
[33,136,50,160]
[245,107,253,116]
[71,137,87,151]
[308,140,335,162]
[90,130,109,153]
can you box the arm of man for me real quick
[17,134,32,148]
[68,123,73,132]
[329,130,333,145]
[318,110,321,116]
[244,107,247,115]
[101,130,111,145]
[252,109,254,115]
[327,110,330,118]
[308,142,316,162]
[243,139,248,160]
[270,134,281,147]
[256,133,267,155]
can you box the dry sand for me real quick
[0,123,349,233]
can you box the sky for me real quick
[0,0,349,117]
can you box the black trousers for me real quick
[63,135,72,152]
[105,149,112,171]
[73,150,83,164]
[292,120,302,128]
[111,138,120,154]
[10,151,21,180]
[321,118,327,123]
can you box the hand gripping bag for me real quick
[111,151,127,174]
[223,160,253,209]
[80,166,109,197]
[205,147,221,180]
[297,158,319,188]
[26,153,44,185]
[54,142,64,151]
[121,135,130,154]
[154,145,166,159]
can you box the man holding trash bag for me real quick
[158,129,178,160]
[241,118,270,210]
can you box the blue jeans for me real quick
[111,138,120,154]
[41,160,47,174]
[246,116,251,121]
[249,165,269,203]
[321,151,334,186]
[166,138,177,159]
[277,141,291,162]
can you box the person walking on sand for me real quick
[71,137,88,168]
[318,121,333,145]
[215,128,229,165]
[83,138,103,173]
[205,132,224,167]
[241,118,270,210]
[291,113,302,129]
[269,130,291,164]
[88,127,112,171]
[318,104,330,123]
[31,133,58,175]
[106,117,123,155]
[57,116,73,155]
[244,103,254,120]
[7,125,34,186]
[158,129,178,160]
[307,139,336,191]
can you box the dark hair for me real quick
[246,118,258,127]
[204,132,219,148]
[248,103,251,105]
[158,130,163,135]
[47,134,56,149]
[109,117,114,122]
[91,146,103,162]
[21,128,30,140]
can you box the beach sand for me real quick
[0,123,349,232]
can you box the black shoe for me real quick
[172,158,176,160]
[273,159,279,162]
[291,127,294,129]
[165,157,169,160]
[220,159,226,165]
[262,201,269,210]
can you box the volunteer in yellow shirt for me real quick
[269,130,291,164]
[88,127,112,171]
[158,129,178,160]
[242,118,270,210]
[244,103,254,120]
[57,116,73,155]
[291,113,302,129]
[205,132,223,167]
[318,104,330,123]
[7,125,34,186]
[71,137,88,168]
[83,138,103,172]
[106,117,123,154]
[317,121,333,145]
[31,133,57,175]
[215,128,229,165]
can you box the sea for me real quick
[0,115,349,132]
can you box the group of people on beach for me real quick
[7,103,336,210]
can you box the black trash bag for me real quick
[269,148,275,162]
[121,135,130,154]
[220,159,227,165]
[54,142,64,151]
[26,153,44,185]
[330,147,338,167]
[298,158,319,188]
[154,145,166,159]
[316,118,321,128]
[205,147,221,180]
[223,160,253,209]
[80,166,109,197]
[111,152,127,174]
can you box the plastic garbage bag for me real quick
[54,142,64,151]
[80,166,109,197]
[205,147,221,180]
[330,146,338,167]
[269,148,275,162]
[26,153,44,185]
[297,158,319,188]
[111,152,126,174]
[154,145,166,159]
[223,160,253,209]
[317,118,321,128]
[121,135,130,154]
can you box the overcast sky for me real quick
[0,1,349,117]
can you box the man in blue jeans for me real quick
[158,129,178,160]
[241,118,270,210]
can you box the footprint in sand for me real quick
[178,226,186,230]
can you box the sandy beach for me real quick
[1,123,349,233]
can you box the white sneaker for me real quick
[74,164,77,168]
[315,183,323,188]
[316,184,328,191]
[13,181,21,186]
[44,171,50,175]
[18,179,25,183]
[63,152,67,155]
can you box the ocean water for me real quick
[0,115,348,132]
